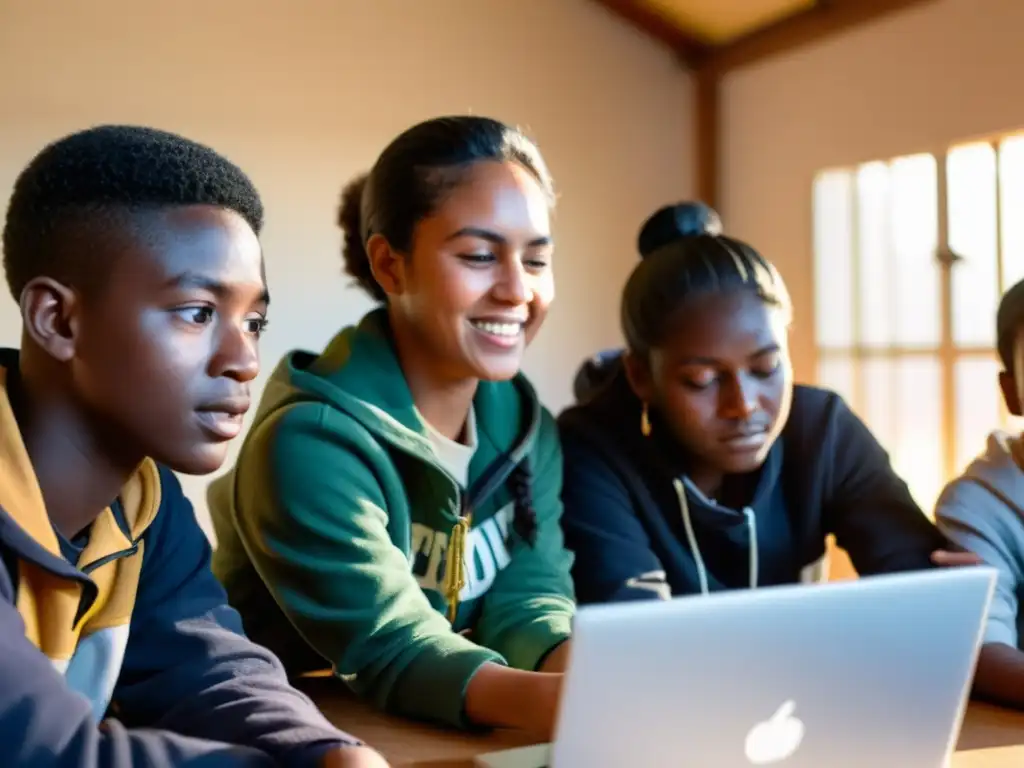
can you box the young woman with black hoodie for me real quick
[559,205,974,604]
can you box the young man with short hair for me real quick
[0,125,387,766]
[935,277,1024,711]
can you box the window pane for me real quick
[817,355,856,404]
[890,154,940,346]
[862,357,943,514]
[813,171,855,349]
[948,143,999,347]
[862,358,896,454]
[954,356,1001,474]
[999,135,1024,291]
[857,163,893,348]
[893,357,944,514]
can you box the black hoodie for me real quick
[558,353,948,604]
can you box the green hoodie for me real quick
[208,309,575,727]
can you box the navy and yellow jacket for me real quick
[0,351,360,767]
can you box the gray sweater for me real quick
[935,431,1024,649]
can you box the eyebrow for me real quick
[677,343,780,367]
[445,227,552,248]
[166,271,270,306]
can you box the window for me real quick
[813,134,1024,514]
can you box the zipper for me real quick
[71,544,139,628]
[437,456,522,625]
[440,479,468,624]
[368,385,540,624]
[80,545,138,576]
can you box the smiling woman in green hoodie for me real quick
[207,116,575,737]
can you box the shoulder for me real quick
[152,464,192,521]
[558,396,646,489]
[786,384,848,427]
[782,385,866,449]
[141,464,207,552]
[557,400,616,459]
[934,475,997,524]
[246,399,387,467]
[230,402,394,514]
[558,365,637,444]
[935,437,1024,528]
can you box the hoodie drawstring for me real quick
[673,478,759,595]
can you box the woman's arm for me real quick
[464,663,563,738]
[230,403,502,729]
[463,413,575,738]
[820,396,948,574]
[972,643,1024,709]
[473,414,574,662]
[538,640,571,673]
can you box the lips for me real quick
[722,426,770,452]
[195,399,250,441]
[468,317,527,349]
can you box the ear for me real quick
[999,370,1022,416]
[623,350,655,404]
[20,277,80,363]
[366,233,409,298]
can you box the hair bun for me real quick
[637,201,723,258]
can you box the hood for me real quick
[0,351,160,574]
[960,430,1024,500]
[573,348,625,403]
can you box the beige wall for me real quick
[0,0,693,534]
[721,0,1024,383]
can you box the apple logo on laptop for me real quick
[744,700,805,765]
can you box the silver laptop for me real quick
[478,567,996,768]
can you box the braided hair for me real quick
[507,461,538,547]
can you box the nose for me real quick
[210,320,260,383]
[492,258,533,305]
[718,372,758,421]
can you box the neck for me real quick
[11,354,138,539]
[412,379,477,442]
[389,311,477,441]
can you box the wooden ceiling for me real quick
[591,0,936,73]
[640,0,816,44]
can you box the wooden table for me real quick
[300,679,1024,767]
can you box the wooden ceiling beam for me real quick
[590,0,712,68]
[694,69,719,208]
[589,0,938,214]
[699,0,937,76]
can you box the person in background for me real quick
[572,201,721,403]
[559,206,974,605]
[935,278,1024,710]
[0,126,385,766]
[209,116,575,738]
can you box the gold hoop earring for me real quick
[640,402,652,437]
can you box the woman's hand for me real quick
[521,670,564,740]
[930,549,983,567]
[320,745,391,768]
[538,641,571,674]
[465,662,564,738]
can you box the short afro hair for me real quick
[3,124,264,301]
